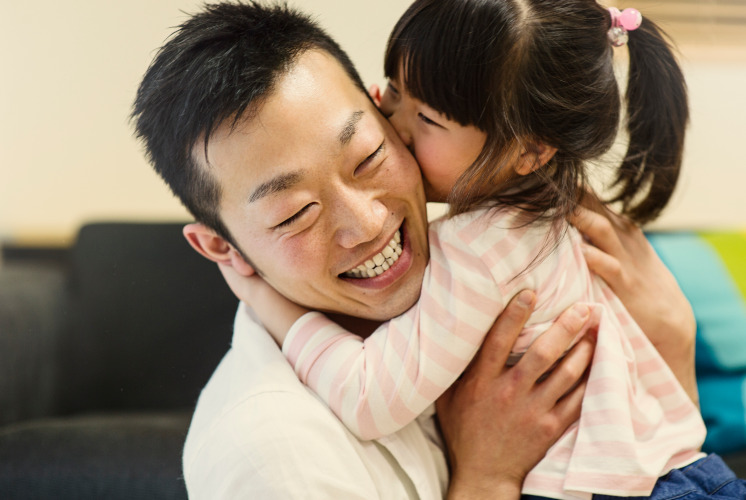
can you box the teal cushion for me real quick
[648,231,746,454]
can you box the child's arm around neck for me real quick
[218,262,307,347]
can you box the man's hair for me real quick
[131,1,366,245]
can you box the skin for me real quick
[378,79,487,202]
[183,50,430,323]
[374,76,558,203]
[185,47,592,497]
[185,47,696,498]
[234,71,563,345]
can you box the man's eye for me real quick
[275,204,312,229]
[355,142,385,175]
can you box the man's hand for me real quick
[437,291,594,500]
[568,202,698,405]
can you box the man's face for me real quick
[201,50,430,321]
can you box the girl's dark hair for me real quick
[385,0,688,225]
[131,1,365,246]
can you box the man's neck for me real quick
[326,313,382,339]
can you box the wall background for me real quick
[1,0,745,246]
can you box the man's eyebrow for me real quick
[338,110,364,145]
[248,171,303,203]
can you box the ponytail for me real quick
[611,18,688,224]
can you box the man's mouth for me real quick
[341,229,403,279]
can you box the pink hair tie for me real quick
[607,7,642,47]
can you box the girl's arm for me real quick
[569,203,698,405]
[217,264,309,347]
[278,226,505,440]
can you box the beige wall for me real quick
[1,1,745,245]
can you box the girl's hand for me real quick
[568,201,698,405]
[218,261,271,305]
[437,291,594,499]
[218,262,309,346]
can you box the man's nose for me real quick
[334,187,388,249]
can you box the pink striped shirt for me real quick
[283,207,706,499]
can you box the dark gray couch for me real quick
[0,223,238,499]
[2,222,745,499]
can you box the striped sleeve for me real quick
[282,214,507,440]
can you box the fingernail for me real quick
[517,290,534,307]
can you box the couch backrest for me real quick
[57,222,238,414]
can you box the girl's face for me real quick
[379,78,486,203]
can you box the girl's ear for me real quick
[514,142,558,176]
[368,83,382,107]
[182,223,256,277]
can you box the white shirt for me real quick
[183,303,449,499]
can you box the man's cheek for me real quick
[276,235,321,275]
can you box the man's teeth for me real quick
[343,230,402,279]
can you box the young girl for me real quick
[237,1,720,498]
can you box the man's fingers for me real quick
[551,376,587,432]
[517,304,590,380]
[541,332,594,403]
[435,383,454,414]
[470,290,536,372]
[580,243,623,289]
[569,206,622,255]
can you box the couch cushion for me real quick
[648,231,746,454]
[0,412,190,500]
[0,264,66,426]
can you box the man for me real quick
[131,3,697,498]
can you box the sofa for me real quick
[0,223,238,499]
[0,222,745,498]
[647,231,746,472]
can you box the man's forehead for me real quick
[195,50,382,186]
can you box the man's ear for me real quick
[182,223,256,277]
[514,142,558,176]
[368,83,382,107]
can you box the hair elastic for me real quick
[607,7,642,47]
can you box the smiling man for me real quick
[130,3,700,499]
[181,48,430,322]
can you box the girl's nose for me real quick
[388,109,413,147]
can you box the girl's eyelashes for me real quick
[386,81,400,96]
[418,112,442,128]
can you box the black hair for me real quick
[131,1,366,246]
[385,0,688,226]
